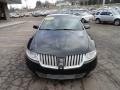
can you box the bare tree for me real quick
[35,1,42,8]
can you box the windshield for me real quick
[40,16,84,30]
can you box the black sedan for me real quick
[26,14,97,80]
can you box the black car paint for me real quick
[26,15,97,79]
[28,30,96,57]
[26,56,97,80]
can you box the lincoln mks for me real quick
[26,14,97,80]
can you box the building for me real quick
[72,0,89,5]
[56,0,71,7]
[62,0,89,5]
[0,0,21,20]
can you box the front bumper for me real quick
[35,72,86,80]
[26,56,97,80]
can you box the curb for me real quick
[0,21,26,29]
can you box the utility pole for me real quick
[24,0,28,10]
[103,0,105,6]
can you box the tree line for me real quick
[35,0,120,8]
[64,0,120,5]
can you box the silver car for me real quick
[76,12,94,23]
[95,9,120,26]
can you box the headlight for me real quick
[84,50,97,62]
[26,49,39,61]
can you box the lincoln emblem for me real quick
[58,58,64,69]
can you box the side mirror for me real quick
[84,24,90,29]
[33,25,39,29]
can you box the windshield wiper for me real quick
[39,29,53,30]
[39,29,78,31]
[55,29,75,30]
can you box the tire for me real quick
[81,18,86,23]
[95,18,101,24]
[114,19,120,26]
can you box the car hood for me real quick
[114,15,120,18]
[30,30,89,57]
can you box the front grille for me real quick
[39,54,84,69]
[65,55,83,67]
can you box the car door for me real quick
[105,12,114,22]
[100,11,114,22]
[100,11,109,21]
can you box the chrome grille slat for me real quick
[44,54,46,64]
[39,54,83,69]
[65,56,68,66]
[68,56,71,66]
[74,55,77,65]
[67,56,69,66]
[81,55,83,62]
[48,55,51,65]
[77,55,79,65]
[40,54,43,64]
[80,55,82,64]
[54,56,57,66]
[78,54,81,65]
[46,55,48,65]
[51,55,54,66]
[71,55,74,66]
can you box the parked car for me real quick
[42,10,49,16]
[70,9,90,14]
[74,12,94,23]
[32,12,40,17]
[9,13,20,18]
[114,7,120,14]
[95,9,120,26]
[24,13,30,17]
[91,10,97,15]
[25,14,97,80]
[19,13,24,17]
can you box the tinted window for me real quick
[96,12,100,15]
[100,12,108,15]
[40,16,83,30]
[107,12,112,15]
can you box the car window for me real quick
[74,13,80,15]
[107,12,112,15]
[96,12,100,15]
[100,12,108,15]
[40,16,84,30]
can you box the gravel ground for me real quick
[0,17,120,90]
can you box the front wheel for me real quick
[95,18,101,24]
[114,19,120,26]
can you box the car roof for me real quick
[47,14,80,18]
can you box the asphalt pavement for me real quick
[0,17,120,90]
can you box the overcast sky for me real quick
[8,0,57,9]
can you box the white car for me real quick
[74,12,94,23]
[9,13,20,18]
[24,13,30,17]
[95,9,120,26]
